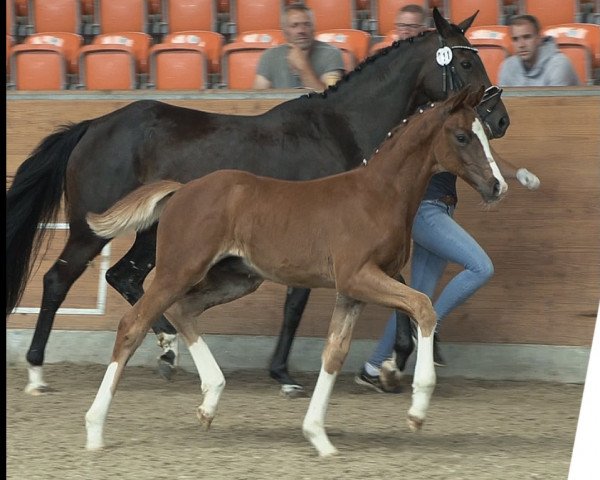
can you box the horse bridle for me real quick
[436,35,503,122]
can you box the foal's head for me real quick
[433,87,508,203]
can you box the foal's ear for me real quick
[447,88,470,114]
[468,86,485,107]
[456,11,478,34]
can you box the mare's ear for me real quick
[456,11,478,34]
[433,7,453,38]
[433,7,479,37]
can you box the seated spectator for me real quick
[394,4,428,41]
[253,3,344,91]
[499,14,579,86]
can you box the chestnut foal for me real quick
[84,88,507,457]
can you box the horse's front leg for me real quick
[269,287,311,398]
[105,227,179,380]
[492,147,541,190]
[303,294,364,457]
[340,265,436,433]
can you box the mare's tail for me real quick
[6,121,91,315]
[87,181,183,239]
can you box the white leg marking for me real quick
[187,338,225,424]
[85,362,118,450]
[472,118,508,195]
[302,366,338,457]
[25,365,48,395]
[408,327,436,430]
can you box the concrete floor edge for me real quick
[6,329,590,383]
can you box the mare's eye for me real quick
[455,133,468,144]
[461,61,472,70]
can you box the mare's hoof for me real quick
[24,384,53,396]
[280,384,308,398]
[196,408,214,430]
[407,415,424,433]
[157,359,175,381]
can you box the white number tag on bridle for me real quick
[436,46,453,66]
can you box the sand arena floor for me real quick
[7,363,583,480]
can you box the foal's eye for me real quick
[460,61,472,70]
[455,133,468,144]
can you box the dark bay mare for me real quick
[6,9,509,396]
[83,87,507,456]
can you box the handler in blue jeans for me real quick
[356,166,540,393]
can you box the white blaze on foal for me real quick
[472,117,508,196]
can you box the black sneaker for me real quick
[433,333,447,367]
[354,367,402,394]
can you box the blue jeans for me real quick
[367,200,494,368]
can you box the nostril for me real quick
[500,115,510,130]
[493,179,501,196]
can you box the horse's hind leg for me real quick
[270,287,311,398]
[105,227,179,380]
[25,229,108,395]
[303,294,365,457]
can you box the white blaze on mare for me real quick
[472,117,508,195]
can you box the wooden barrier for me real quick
[6,89,600,346]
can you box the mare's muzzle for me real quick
[476,86,510,139]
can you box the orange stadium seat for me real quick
[161,0,217,33]
[149,43,208,89]
[304,0,355,30]
[221,31,285,89]
[217,0,230,14]
[28,0,82,34]
[544,23,600,68]
[372,0,429,36]
[370,31,400,55]
[520,0,579,28]
[466,25,512,84]
[90,32,152,74]
[232,0,283,35]
[7,0,16,37]
[81,0,94,15]
[22,32,84,75]
[161,30,224,74]
[15,0,29,17]
[78,45,137,89]
[10,43,68,90]
[544,23,600,84]
[445,0,503,27]
[94,0,148,34]
[315,29,371,71]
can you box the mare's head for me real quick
[432,87,508,203]
[415,8,510,139]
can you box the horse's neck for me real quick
[363,116,440,212]
[318,42,426,156]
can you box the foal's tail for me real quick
[87,181,183,239]
[6,120,91,315]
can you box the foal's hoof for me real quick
[196,408,214,430]
[24,384,53,396]
[407,415,424,433]
[280,384,308,398]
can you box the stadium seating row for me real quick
[7,22,600,90]
[8,0,600,40]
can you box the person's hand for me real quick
[287,44,310,73]
[516,168,540,190]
